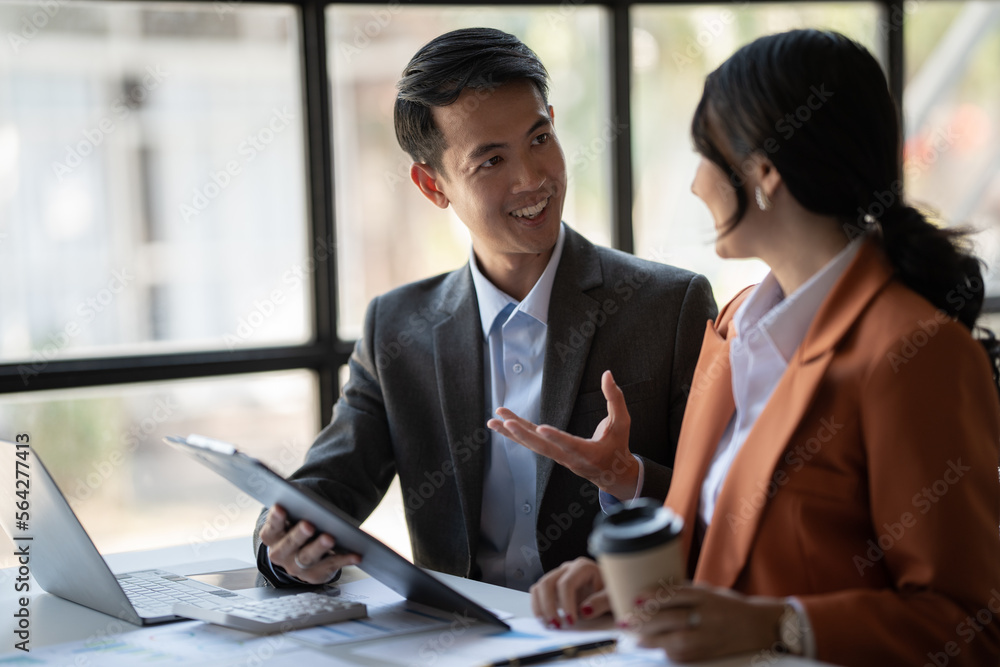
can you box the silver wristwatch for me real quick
[778,603,805,655]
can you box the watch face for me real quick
[780,606,804,654]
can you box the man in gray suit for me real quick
[256,28,716,592]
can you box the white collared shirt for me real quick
[471,223,566,591]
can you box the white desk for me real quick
[0,538,826,666]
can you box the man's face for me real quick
[414,80,567,271]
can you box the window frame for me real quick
[2,0,979,425]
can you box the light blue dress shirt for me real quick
[469,224,567,591]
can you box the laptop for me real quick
[0,440,258,625]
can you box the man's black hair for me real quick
[394,27,549,172]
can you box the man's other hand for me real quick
[487,370,639,500]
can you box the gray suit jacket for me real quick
[255,226,716,584]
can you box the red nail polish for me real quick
[634,597,646,606]
[566,615,575,626]
[551,618,561,629]
[581,605,594,617]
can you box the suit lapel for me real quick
[536,227,603,501]
[664,321,736,574]
[694,238,894,587]
[432,267,487,567]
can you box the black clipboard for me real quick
[164,434,509,630]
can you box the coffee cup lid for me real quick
[589,498,683,555]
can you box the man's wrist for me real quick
[603,453,642,501]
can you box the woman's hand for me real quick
[529,557,611,628]
[488,370,639,500]
[627,584,786,663]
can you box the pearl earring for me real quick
[755,186,771,212]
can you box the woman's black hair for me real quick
[691,29,998,389]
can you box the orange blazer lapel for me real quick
[665,292,748,575]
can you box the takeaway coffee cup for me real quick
[588,498,685,623]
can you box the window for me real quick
[1,2,310,363]
[0,370,318,568]
[904,2,1000,302]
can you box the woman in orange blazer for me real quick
[489,30,1000,665]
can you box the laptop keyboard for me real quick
[117,569,248,617]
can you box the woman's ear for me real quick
[410,163,450,209]
[754,154,782,201]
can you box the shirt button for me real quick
[521,502,532,514]
[512,362,523,374]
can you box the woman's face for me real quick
[691,155,747,259]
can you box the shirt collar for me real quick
[469,222,567,337]
[733,236,865,362]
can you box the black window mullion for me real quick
[302,0,344,428]
[609,0,635,254]
[0,346,331,394]
[885,0,905,129]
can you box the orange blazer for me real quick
[665,238,1000,665]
